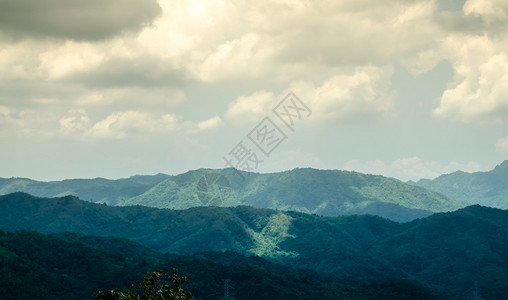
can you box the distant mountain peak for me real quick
[496,159,508,169]
[413,160,508,209]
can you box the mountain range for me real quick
[1,192,507,299]
[412,160,508,209]
[0,168,467,222]
[0,173,170,206]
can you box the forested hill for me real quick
[0,230,445,300]
[0,167,464,222]
[413,160,508,208]
[0,173,170,205]
[1,192,507,299]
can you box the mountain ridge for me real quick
[120,168,462,222]
[413,160,508,208]
[0,166,480,221]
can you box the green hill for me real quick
[0,174,170,205]
[124,168,461,222]
[0,230,443,300]
[0,192,506,298]
[413,160,508,208]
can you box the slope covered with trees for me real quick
[413,160,508,208]
[0,230,444,300]
[0,192,506,298]
[0,168,463,222]
[0,174,170,206]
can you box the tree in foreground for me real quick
[94,269,192,300]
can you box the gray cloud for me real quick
[435,11,508,36]
[435,11,485,34]
[0,0,161,40]
[65,56,191,88]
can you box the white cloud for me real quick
[135,0,442,82]
[58,109,223,139]
[344,157,483,181]
[463,0,508,20]
[432,35,508,122]
[399,0,508,123]
[226,65,394,123]
[57,110,183,140]
[496,135,508,151]
[196,115,224,131]
[225,91,276,122]
[0,0,443,103]
[59,109,90,134]
[288,66,394,121]
[87,111,182,139]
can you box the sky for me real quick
[0,0,507,182]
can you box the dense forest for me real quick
[0,230,444,299]
[1,192,507,299]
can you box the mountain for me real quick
[0,230,443,300]
[124,168,462,222]
[413,160,508,208]
[1,192,506,299]
[0,168,462,222]
[0,173,170,205]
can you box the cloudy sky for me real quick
[0,0,507,181]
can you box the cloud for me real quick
[0,0,445,91]
[225,65,394,123]
[74,87,186,111]
[66,56,190,88]
[58,110,183,139]
[398,0,508,123]
[463,0,508,20]
[344,157,483,181]
[87,111,182,139]
[59,110,223,140]
[59,109,90,134]
[496,135,508,151]
[195,115,224,132]
[432,35,508,122]
[0,0,161,41]
[133,0,442,83]
[288,66,394,121]
[225,91,276,122]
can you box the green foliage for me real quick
[94,269,192,300]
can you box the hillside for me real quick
[413,160,508,208]
[0,174,170,205]
[0,192,506,299]
[125,168,461,222]
[0,230,443,300]
[0,168,462,222]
